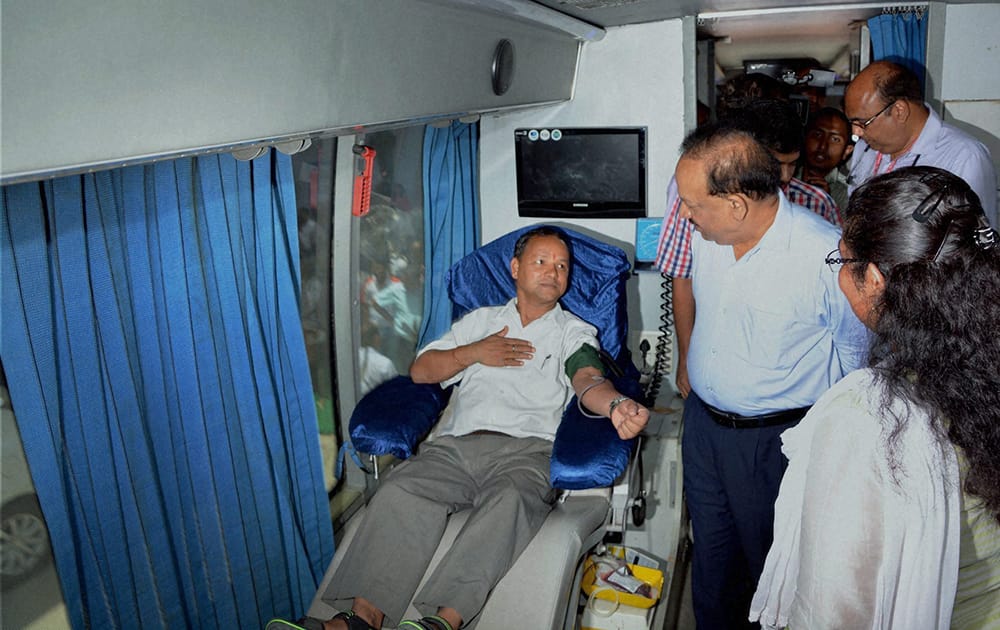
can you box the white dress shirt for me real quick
[419,299,598,441]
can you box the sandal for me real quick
[265,617,325,630]
[331,611,379,630]
[265,612,377,630]
[398,616,455,630]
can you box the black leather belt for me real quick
[704,404,810,429]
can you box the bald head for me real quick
[844,61,928,157]
[846,61,922,106]
[680,121,781,201]
[676,124,781,252]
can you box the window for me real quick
[0,128,428,621]
[291,126,426,521]
[358,127,426,387]
[291,139,339,497]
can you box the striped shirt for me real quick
[655,176,841,279]
[787,178,842,226]
[654,178,692,278]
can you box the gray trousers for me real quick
[321,433,557,627]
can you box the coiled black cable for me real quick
[643,272,674,404]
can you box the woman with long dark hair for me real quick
[750,166,1000,629]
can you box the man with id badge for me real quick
[845,60,997,227]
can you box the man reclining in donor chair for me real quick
[286,226,649,630]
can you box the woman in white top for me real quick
[751,166,1000,629]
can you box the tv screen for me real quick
[514,127,646,219]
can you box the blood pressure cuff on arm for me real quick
[564,343,604,380]
[348,374,638,489]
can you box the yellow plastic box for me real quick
[580,556,664,609]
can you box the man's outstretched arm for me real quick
[571,364,649,440]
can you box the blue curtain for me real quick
[0,150,334,628]
[868,11,928,89]
[418,121,480,348]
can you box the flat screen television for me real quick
[514,127,646,219]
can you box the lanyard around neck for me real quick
[873,151,921,176]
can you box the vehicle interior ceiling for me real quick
[528,0,982,109]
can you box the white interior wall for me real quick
[479,19,692,358]
[943,100,1000,173]
[936,3,1000,101]
[927,2,1000,215]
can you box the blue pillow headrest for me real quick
[447,225,632,360]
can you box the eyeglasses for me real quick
[825,248,867,272]
[849,100,896,130]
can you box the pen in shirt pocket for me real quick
[540,354,552,369]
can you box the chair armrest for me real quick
[550,376,642,490]
[348,376,450,459]
[350,374,641,488]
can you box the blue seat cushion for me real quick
[349,376,451,460]
[551,375,641,490]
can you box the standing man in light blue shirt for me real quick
[845,60,997,227]
[674,121,868,629]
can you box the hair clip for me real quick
[930,219,954,263]
[973,216,998,251]
[911,189,946,223]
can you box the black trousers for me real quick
[682,391,796,630]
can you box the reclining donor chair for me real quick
[309,225,644,629]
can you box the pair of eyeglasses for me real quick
[849,100,896,130]
[825,248,867,272]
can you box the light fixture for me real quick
[275,138,312,155]
[491,39,515,96]
[231,146,267,161]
